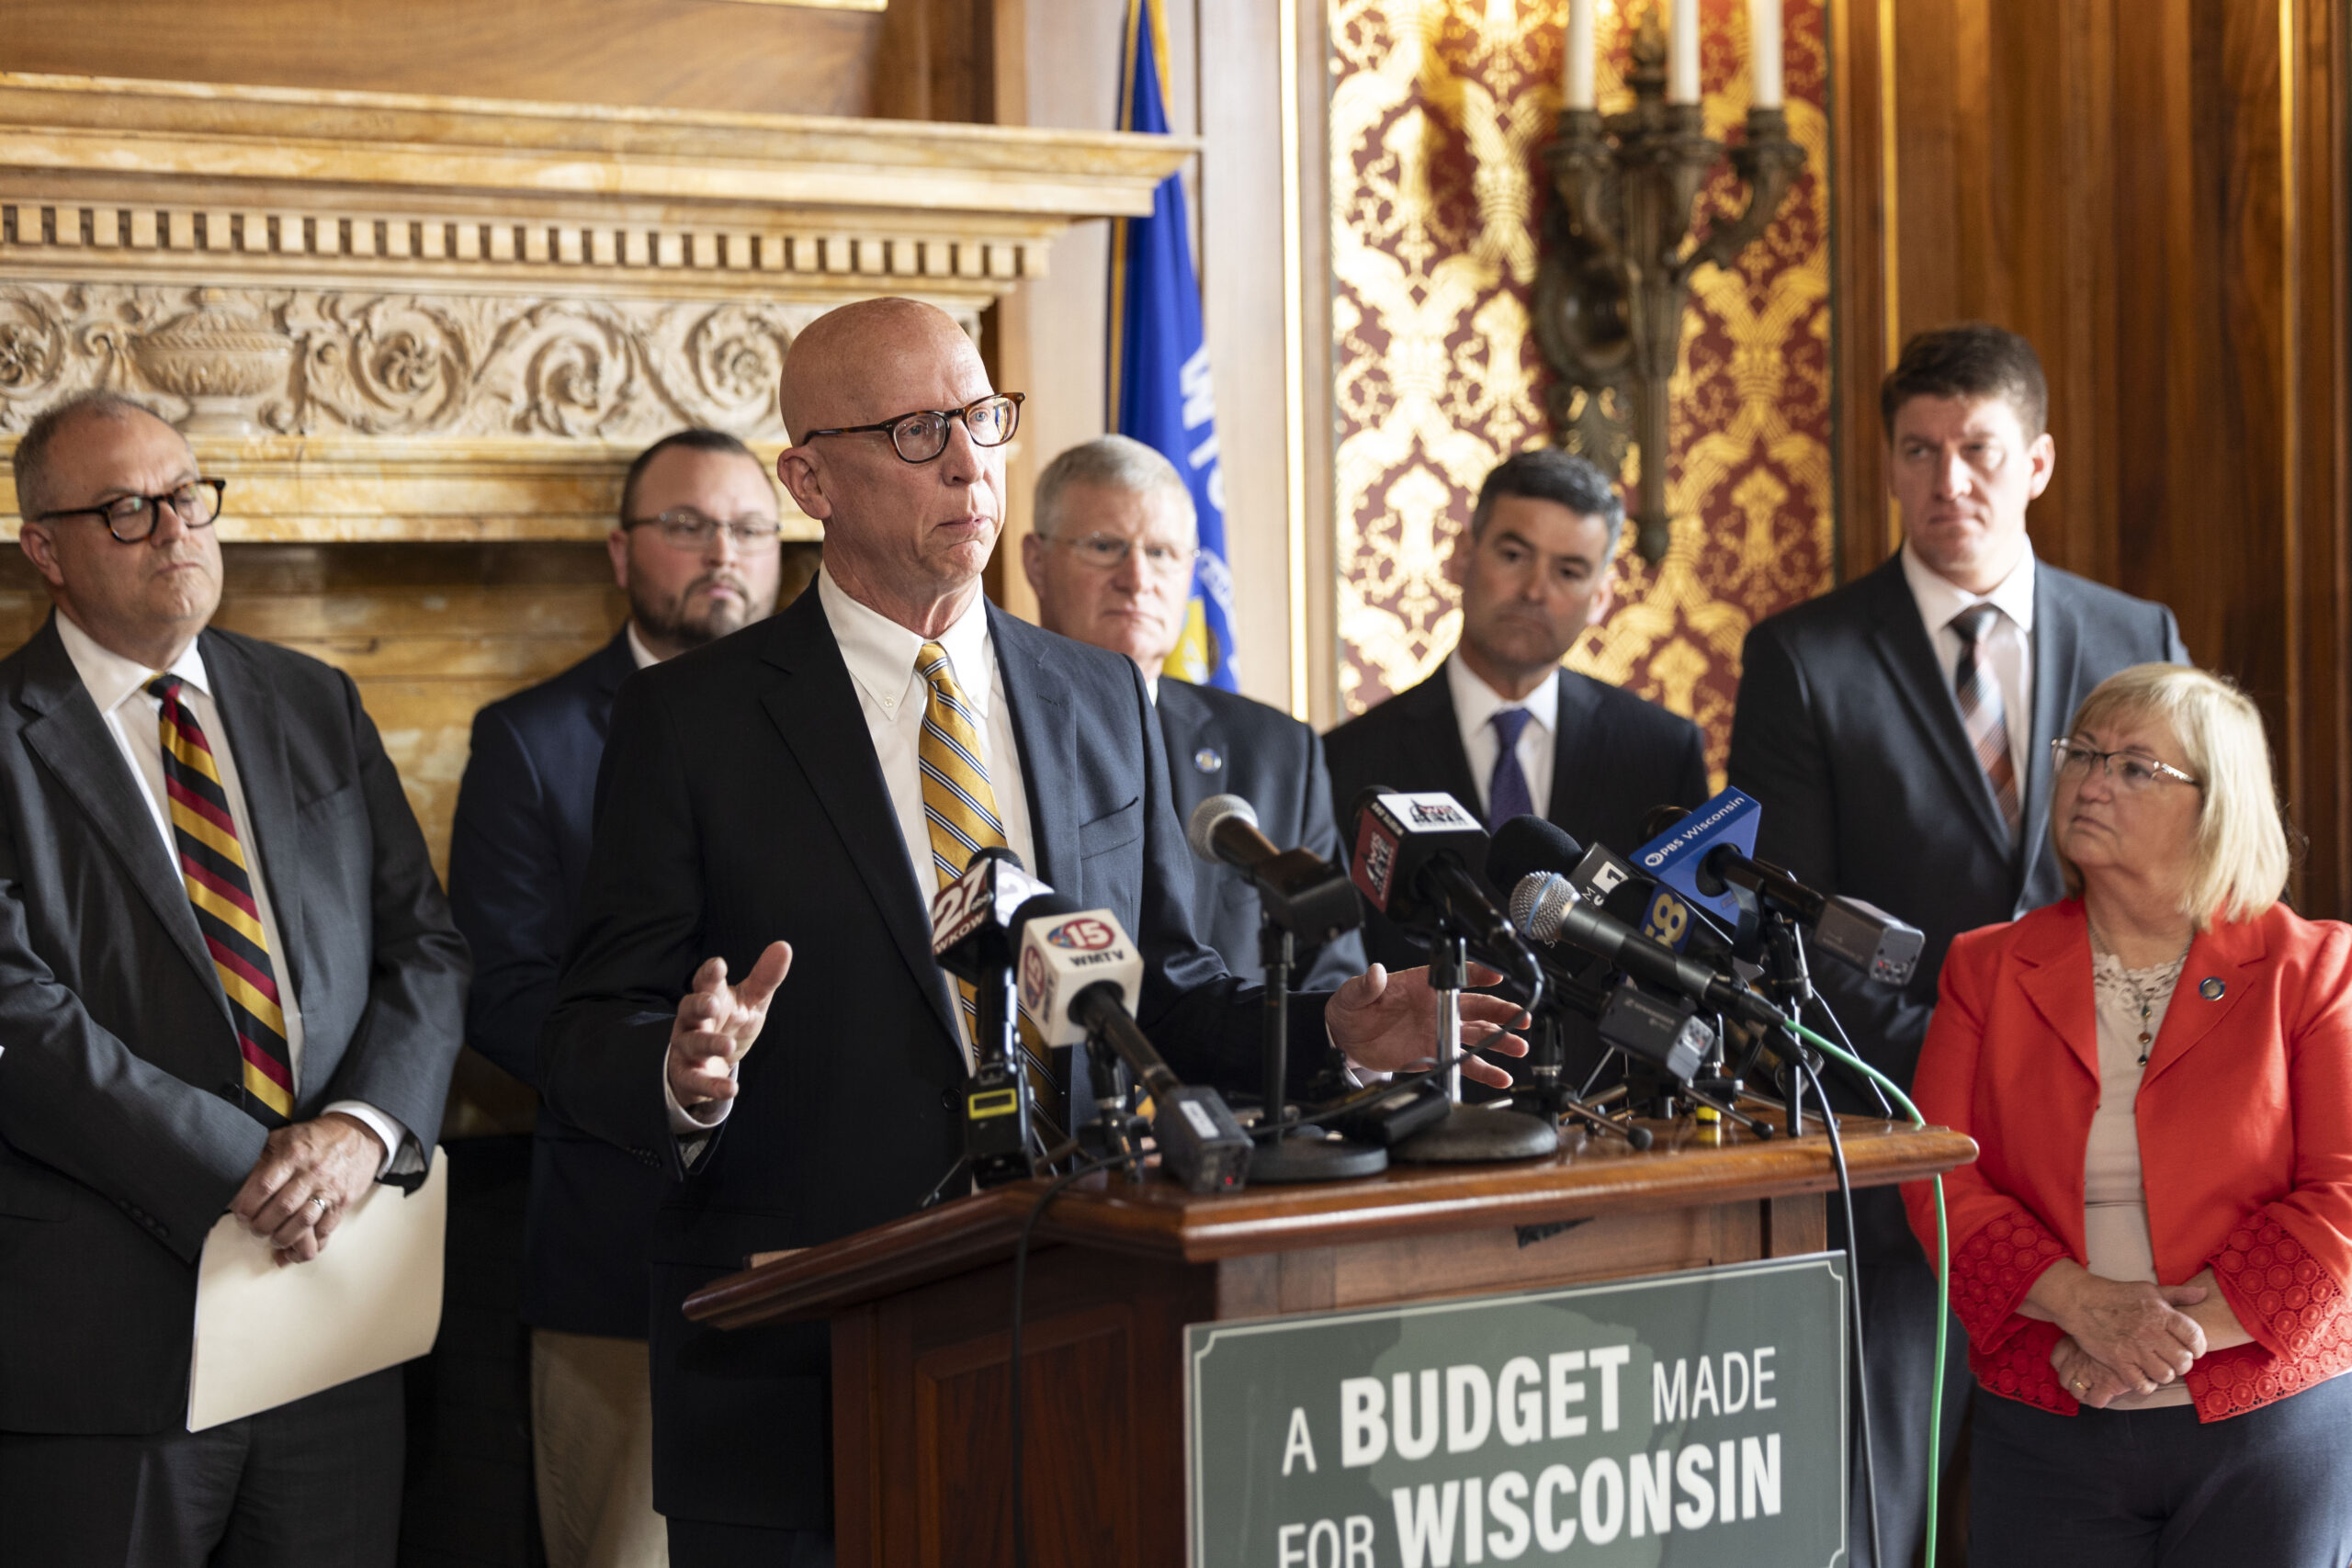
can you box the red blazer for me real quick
[1904,898,2352,1419]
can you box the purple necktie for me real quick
[1487,707,1536,829]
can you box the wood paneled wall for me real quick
[1832,0,2352,917]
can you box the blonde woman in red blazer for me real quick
[1905,663,2352,1564]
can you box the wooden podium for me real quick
[685,1115,1973,1566]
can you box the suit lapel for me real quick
[13,620,224,1011]
[1861,559,2016,856]
[1398,669,1484,818]
[203,632,309,1006]
[1152,678,1215,821]
[2014,905,2100,1082]
[989,607,1080,893]
[756,595,961,1048]
[2018,572,2083,894]
[2140,919,2263,1089]
[1546,670,1610,827]
[587,628,635,743]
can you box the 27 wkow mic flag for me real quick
[1110,0,1238,691]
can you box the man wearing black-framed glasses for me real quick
[539,298,1530,1568]
[0,392,465,1562]
[449,426,784,1568]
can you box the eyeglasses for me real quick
[1052,532,1199,576]
[801,393,1023,465]
[2051,738,2202,792]
[621,508,783,552]
[35,479,226,543]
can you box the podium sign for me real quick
[1185,1254,1847,1568]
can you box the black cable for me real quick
[1009,1147,1136,1568]
[1803,991,1894,1119]
[1799,1057,1883,1568]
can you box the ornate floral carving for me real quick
[0,283,922,444]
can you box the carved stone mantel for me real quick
[0,73,1194,540]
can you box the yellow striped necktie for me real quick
[148,675,295,1125]
[915,642,1062,1125]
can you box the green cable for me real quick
[1785,1018,1949,1568]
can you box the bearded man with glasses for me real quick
[538,297,1530,1568]
[0,392,466,1563]
[447,427,784,1568]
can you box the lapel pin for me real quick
[1194,747,1223,774]
[2199,976,2225,1001]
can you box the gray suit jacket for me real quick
[0,615,468,1435]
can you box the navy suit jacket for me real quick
[539,590,1327,1530]
[1322,660,1713,974]
[1726,552,2190,1099]
[447,628,673,1337]
[1155,677,1366,989]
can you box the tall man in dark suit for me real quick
[1020,434,1364,987]
[0,391,467,1563]
[449,428,784,1568]
[538,298,1525,1568]
[1728,322,2188,1568]
[1325,449,1711,973]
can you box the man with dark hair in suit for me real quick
[1728,321,2189,1568]
[1020,434,1363,987]
[448,428,785,1568]
[537,298,1525,1568]
[1324,448,1710,974]
[0,390,467,1563]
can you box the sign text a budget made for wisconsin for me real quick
[1184,1253,1847,1568]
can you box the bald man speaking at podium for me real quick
[540,298,1523,1567]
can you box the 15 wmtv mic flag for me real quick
[1109,0,1238,691]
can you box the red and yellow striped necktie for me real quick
[148,674,295,1124]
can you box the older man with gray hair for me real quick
[1022,434,1363,987]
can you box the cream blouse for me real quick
[2083,946,2194,1408]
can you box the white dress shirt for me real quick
[1446,653,1559,819]
[1900,541,2037,790]
[667,570,1036,1132]
[54,613,410,1175]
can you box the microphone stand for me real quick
[1249,920,1388,1182]
[1391,934,1560,1164]
[1514,1012,1656,1150]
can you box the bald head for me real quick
[779,298,983,444]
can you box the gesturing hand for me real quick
[232,1111,387,1267]
[2051,1335,2140,1409]
[667,942,794,1119]
[1327,963,1531,1089]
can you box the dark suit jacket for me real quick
[539,591,1326,1530]
[447,628,674,1338]
[1156,677,1366,989]
[1322,660,1713,973]
[1726,552,2189,1097]
[0,616,467,1435]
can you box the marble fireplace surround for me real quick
[0,72,1193,539]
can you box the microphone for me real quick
[928,848,1053,1186]
[1637,795,1925,985]
[1510,870,1788,1033]
[1487,815,1730,961]
[1348,789,1541,994]
[1184,795,1363,943]
[1012,897,1252,1193]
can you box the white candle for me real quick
[1669,0,1702,104]
[1564,0,1597,111]
[1750,0,1784,107]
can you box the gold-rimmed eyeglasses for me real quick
[801,393,1023,465]
[2050,738,2202,792]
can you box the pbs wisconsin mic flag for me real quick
[1109,0,1238,691]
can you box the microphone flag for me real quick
[1628,785,1764,929]
[1110,0,1238,691]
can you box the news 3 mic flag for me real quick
[1110,0,1238,691]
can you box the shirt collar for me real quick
[1900,539,2038,636]
[816,565,997,718]
[624,621,661,671]
[53,610,209,716]
[1445,650,1560,740]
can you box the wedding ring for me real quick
[2072,1377,2088,1392]
[309,1195,331,1213]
